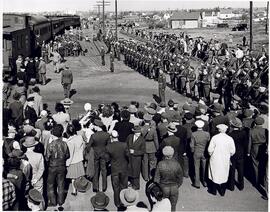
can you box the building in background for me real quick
[170,11,202,29]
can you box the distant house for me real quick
[153,14,162,21]
[218,8,242,19]
[202,9,222,27]
[170,11,202,29]
[163,13,171,20]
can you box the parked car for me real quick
[217,23,229,28]
[232,23,248,31]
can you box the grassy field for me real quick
[133,21,269,53]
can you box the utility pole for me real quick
[266,1,269,34]
[250,1,253,51]
[96,1,110,34]
[115,0,118,40]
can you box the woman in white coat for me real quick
[208,124,235,196]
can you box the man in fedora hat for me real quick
[91,192,110,211]
[105,131,129,208]
[160,123,180,161]
[190,120,210,189]
[28,86,43,117]
[208,124,235,196]
[100,47,105,66]
[61,65,73,98]
[120,188,147,211]
[46,124,70,209]
[227,118,248,191]
[24,137,45,194]
[248,116,268,188]
[27,188,45,211]
[85,119,110,192]
[126,125,145,190]
[141,114,159,181]
[74,176,91,193]
[154,146,183,211]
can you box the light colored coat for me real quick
[38,60,46,74]
[25,150,44,192]
[208,132,235,184]
[28,92,43,116]
[65,135,85,166]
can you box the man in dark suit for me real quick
[9,93,24,127]
[26,58,36,84]
[61,65,73,98]
[113,110,134,143]
[85,119,110,192]
[227,118,248,191]
[174,118,188,177]
[24,97,38,125]
[105,131,129,209]
[160,123,180,161]
[209,103,229,136]
[126,126,145,190]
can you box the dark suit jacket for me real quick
[9,101,24,126]
[87,131,110,159]
[24,106,38,124]
[126,134,145,177]
[210,115,229,136]
[175,125,188,155]
[114,121,134,143]
[61,69,73,84]
[106,142,129,175]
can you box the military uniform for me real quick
[158,72,167,104]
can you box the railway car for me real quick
[3,14,31,75]
[27,15,51,55]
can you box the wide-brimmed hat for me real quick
[94,119,104,127]
[23,137,38,148]
[167,123,177,133]
[258,104,268,115]
[255,116,264,125]
[74,176,91,193]
[184,112,194,121]
[91,192,109,210]
[120,188,139,206]
[8,149,26,159]
[146,107,157,115]
[28,189,43,205]
[195,120,205,128]
[143,114,152,122]
[162,146,174,157]
[133,125,142,133]
[128,105,137,113]
[159,102,166,108]
[244,109,253,118]
[212,103,223,113]
[230,118,243,128]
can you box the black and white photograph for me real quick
[2,0,269,211]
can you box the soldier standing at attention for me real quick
[158,69,167,104]
[100,47,105,66]
[110,52,114,73]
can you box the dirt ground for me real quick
[38,30,268,211]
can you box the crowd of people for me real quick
[2,26,269,212]
[111,29,268,112]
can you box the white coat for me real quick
[208,132,235,184]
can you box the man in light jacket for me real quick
[208,124,235,196]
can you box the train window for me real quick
[15,17,18,23]
[21,35,24,48]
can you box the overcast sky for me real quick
[3,0,268,13]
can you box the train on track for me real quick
[3,13,81,74]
